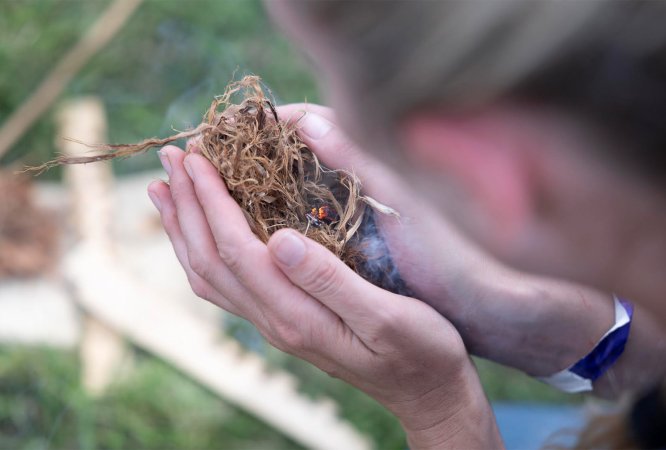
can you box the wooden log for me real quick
[64,241,372,450]
[58,97,127,395]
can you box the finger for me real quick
[158,146,262,322]
[267,228,396,334]
[172,147,296,333]
[147,180,244,317]
[182,153,360,356]
[276,103,337,125]
[296,112,409,203]
[277,105,407,209]
[155,179,350,372]
[161,145,236,276]
[182,151,309,309]
[181,152,262,283]
[275,104,367,173]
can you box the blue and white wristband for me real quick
[538,296,634,393]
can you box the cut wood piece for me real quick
[58,97,114,253]
[60,97,126,395]
[80,316,130,395]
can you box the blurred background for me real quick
[1,1,587,449]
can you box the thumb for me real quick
[297,112,412,208]
[268,228,389,326]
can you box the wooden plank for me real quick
[59,97,127,395]
[64,243,372,450]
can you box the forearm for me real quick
[465,269,615,376]
[434,264,666,394]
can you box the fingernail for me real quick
[187,140,200,154]
[148,189,161,211]
[158,150,172,176]
[273,231,306,267]
[300,112,332,139]
[184,156,194,180]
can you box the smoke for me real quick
[353,209,414,297]
[160,77,220,134]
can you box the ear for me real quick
[401,110,536,241]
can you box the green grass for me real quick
[0,324,582,449]
[0,346,300,450]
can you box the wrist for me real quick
[500,274,617,376]
[447,266,617,377]
[396,359,502,449]
[539,296,634,394]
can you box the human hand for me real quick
[274,104,624,381]
[147,144,501,448]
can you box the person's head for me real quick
[267,1,666,320]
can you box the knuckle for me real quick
[188,252,211,279]
[324,370,341,380]
[271,322,308,354]
[263,332,284,352]
[215,236,266,275]
[217,244,243,273]
[321,364,343,380]
[170,183,190,203]
[302,259,342,299]
[215,236,253,274]
[188,277,210,300]
[265,334,291,354]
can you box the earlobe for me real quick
[401,113,534,242]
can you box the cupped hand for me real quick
[274,105,510,350]
[276,104,506,303]
[147,144,500,449]
[274,105,624,382]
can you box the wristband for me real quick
[537,296,633,393]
